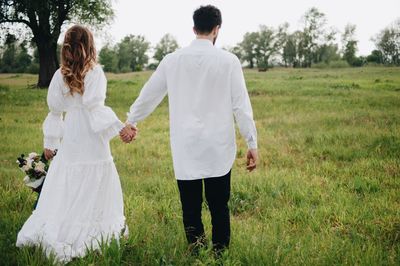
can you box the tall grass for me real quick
[0,67,399,265]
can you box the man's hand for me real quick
[119,124,138,143]
[246,149,258,172]
[44,149,55,160]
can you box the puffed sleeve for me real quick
[82,65,124,141]
[43,69,65,150]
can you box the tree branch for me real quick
[0,18,31,27]
[51,0,68,39]
[26,5,39,36]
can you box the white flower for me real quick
[26,158,33,169]
[35,161,46,172]
[21,164,30,172]
[28,152,38,159]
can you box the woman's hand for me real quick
[119,124,138,143]
[44,149,55,160]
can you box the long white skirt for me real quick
[16,107,127,263]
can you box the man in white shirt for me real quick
[120,5,258,253]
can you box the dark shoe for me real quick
[212,243,228,258]
[188,236,207,256]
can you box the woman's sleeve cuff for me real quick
[101,120,125,141]
[44,137,60,150]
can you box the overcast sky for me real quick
[93,0,400,55]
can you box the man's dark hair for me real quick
[193,5,222,34]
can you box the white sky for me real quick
[92,0,400,56]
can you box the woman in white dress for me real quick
[16,25,131,262]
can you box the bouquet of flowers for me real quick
[16,151,55,192]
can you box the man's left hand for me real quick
[119,124,138,143]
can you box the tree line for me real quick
[1,3,399,83]
[228,8,400,70]
[0,32,180,75]
[98,33,178,73]
[96,8,399,72]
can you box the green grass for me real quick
[0,67,399,265]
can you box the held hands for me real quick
[118,122,257,171]
[246,149,258,172]
[119,123,138,143]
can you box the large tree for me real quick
[98,44,118,72]
[282,31,304,67]
[0,0,114,87]
[254,24,288,69]
[239,32,258,68]
[314,43,340,64]
[153,33,179,65]
[117,35,150,72]
[366,49,384,64]
[341,24,358,65]
[374,19,400,66]
[300,7,336,67]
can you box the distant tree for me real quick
[366,49,384,64]
[341,24,358,65]
[282,31,305,67]
[300,7,335,67]
[343,41,358,64]
[239,32,258,68]
[374,19,400,65]
[228,45,243,62]
[15,40,32,72]
[117,35,150,72]
[350,56,366,67]
[27,46,40,74]
[222,45,243,61]
[283,33,297,67]
[0,34,17,72]
[0,34,32,73]
[0,0,114,87]
[254,24,288,70]
[315,43,341,64]
[99,45,118,72]
[153,34,179,65]
[281,8,343,68]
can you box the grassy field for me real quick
[0,67,399,265]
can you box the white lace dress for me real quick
[16,65,127,262]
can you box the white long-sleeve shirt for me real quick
[127,39,257,180]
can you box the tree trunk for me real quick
[37,40,58,88]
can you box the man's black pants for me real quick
[177,170,231,251]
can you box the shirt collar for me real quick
[190,38,214,47]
